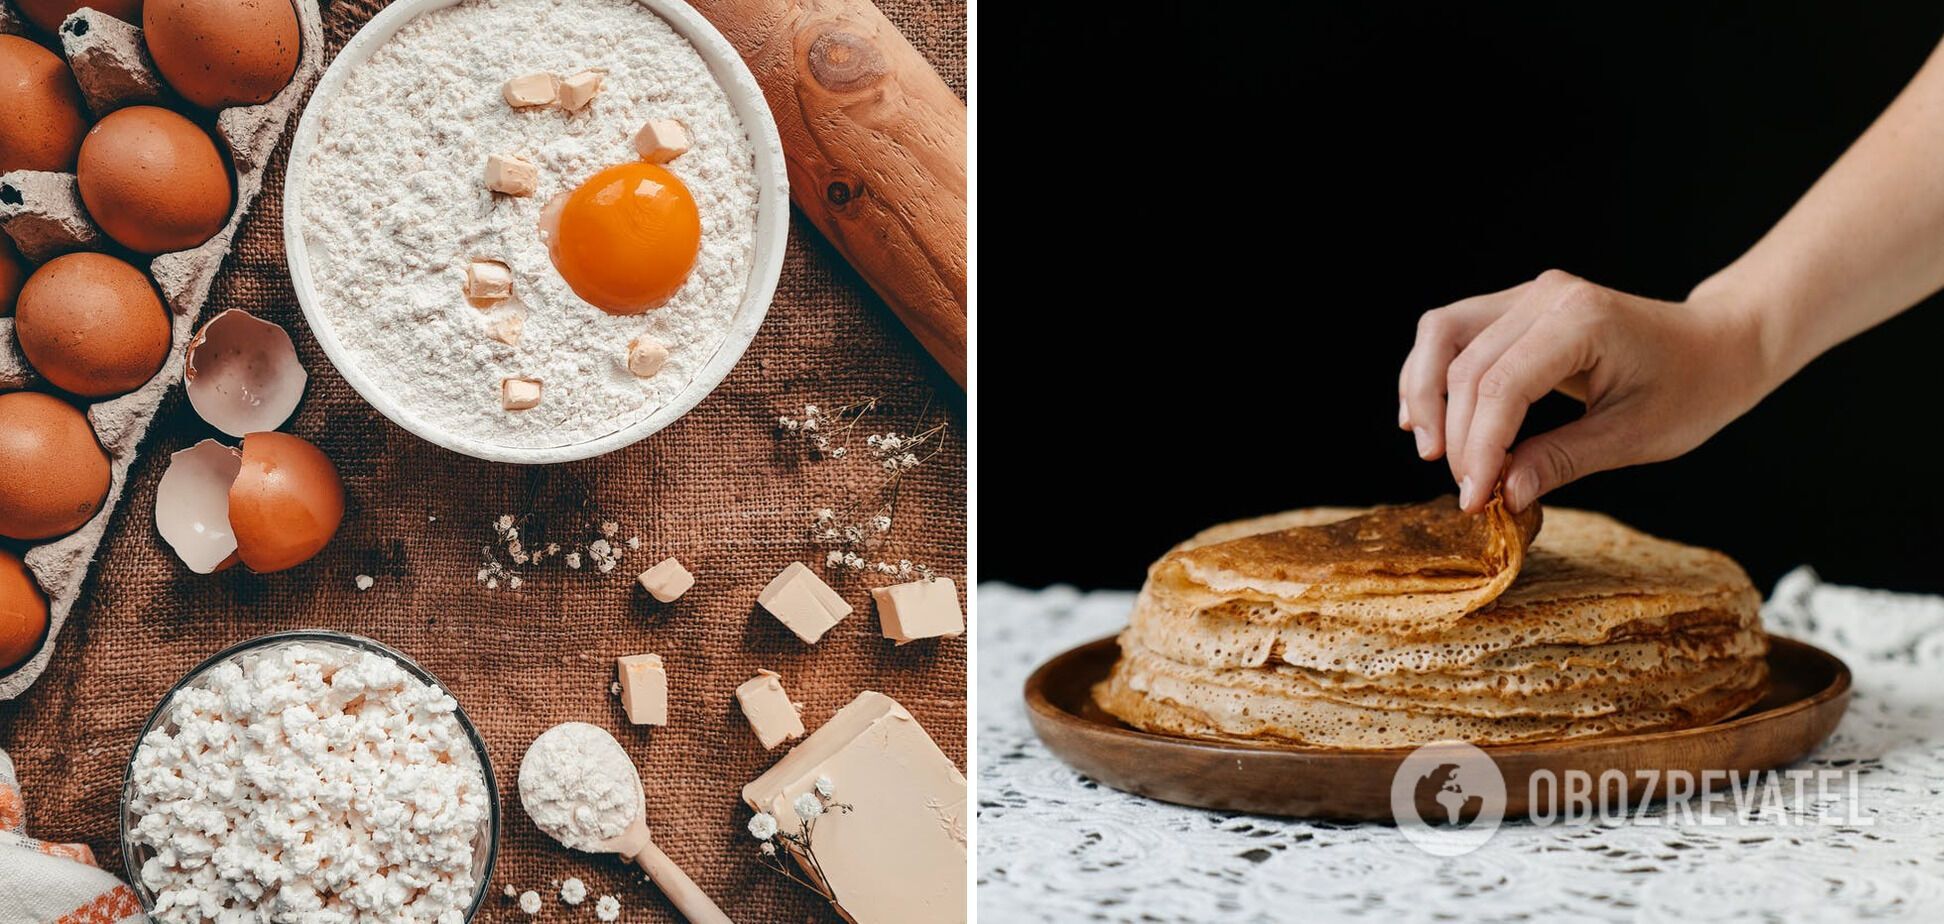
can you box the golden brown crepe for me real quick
[1094,500,1770,749]
[1153,496,1543,630]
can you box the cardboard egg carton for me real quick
[0,0,325,700]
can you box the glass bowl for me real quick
[119,630,501,920]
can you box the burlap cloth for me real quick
[0,1,966,921]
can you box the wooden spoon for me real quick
[596,815,733,924]
[520,723,733,923]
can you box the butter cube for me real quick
[636,556,693,602]
[616,653,667,725]
[502,72,558,108]
[485,153,538,196]
[485,311,524,346]
[758,561,852,644]
[734,669,804,749]
[557,70,605,111]
[465,260,513,303]
[871,577,963,645]
[627,336,668,378]
[500,376,542,410]
[633,118,690,164]
[743,692,965,922]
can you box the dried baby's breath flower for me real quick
[815,776,833,797]
[748,813,778,841]
[779,393,947,588]
[793,793,824,819]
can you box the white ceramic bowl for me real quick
[283,0,788,463]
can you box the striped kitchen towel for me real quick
[0,749,143,923]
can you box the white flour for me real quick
[518,721,642,851]
[127,642,491,922]
[300,0,758,448]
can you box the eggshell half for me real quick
[0,548,49,673]
[229,431,342,573]
[154,438,243,574]
[184,309,307,436]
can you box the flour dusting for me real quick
[300,0,758,448]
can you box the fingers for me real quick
[1454,317,1598,510]
[1399,290,1520,461]
[1442,302,1546,489]
[1501,413,1636,511]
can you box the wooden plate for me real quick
[1025,635,1851,820]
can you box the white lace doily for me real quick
[977,569,1944,922]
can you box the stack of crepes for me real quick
[1094,498,1769,748]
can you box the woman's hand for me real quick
[1398,270,1774,513]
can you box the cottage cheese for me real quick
[127,642,491,922]
[299,0,761,449]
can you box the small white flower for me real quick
[802,418,820,433]
[882,458,899,471]
[760,841,776,856]
[794,793,825,819]
[804,404,820,417]
[777,416,798,431]
[816,507,835,522]
[748,812,779,840]
[899,452,920,469]
[826,551,845,567]
[815,776,834,797]
[870,515,892,532]
[829,446,848,458]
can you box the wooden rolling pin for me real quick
[694,0,968,386]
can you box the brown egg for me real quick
[16,0,144,35]
[0,235,23,317]
[228,431,343,573]
[145,0,299,109]
[15,252,172,398]
[0,548,49,673]
[0,34,88,174]
[0,391,111,540]
[76,106,233,255]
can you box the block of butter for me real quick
[734,669,804,749]
[616,653,666,725]
[870,577,963,644]
[743,692,966,924]
[758,562,852,644]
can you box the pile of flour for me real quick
[127,642,491,922]
[300,0,759,448]
[517,721,641,851]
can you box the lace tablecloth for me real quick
[977,569,1944,922]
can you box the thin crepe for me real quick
[1096,502,1770,748]
[1154,496,1542,630]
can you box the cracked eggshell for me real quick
[228,431,342,573]
[154,439,243,574]
[185,309,308,437]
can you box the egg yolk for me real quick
[544,161,702,315]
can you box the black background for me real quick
[983,2,1944,593]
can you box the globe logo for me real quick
[1390,740,1506,856]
